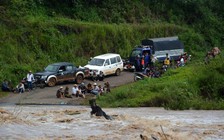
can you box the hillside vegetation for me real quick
[0,0,224,109]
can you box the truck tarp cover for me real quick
[141,36,184,52]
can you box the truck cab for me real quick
[125,46,151,71]
[129,46,151,65]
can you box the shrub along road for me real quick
[0,71,134,105]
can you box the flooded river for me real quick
[0,105,224,140]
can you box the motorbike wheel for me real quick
[39,81,46,89]
[32,82,37,90]
[134,74,142,82]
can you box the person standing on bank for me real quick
[27,70,34,91]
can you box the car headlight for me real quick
[41,75,47,79]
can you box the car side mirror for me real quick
[58,70,63,73]
[104,63,108,66]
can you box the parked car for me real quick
[84,53,124,78]
[34,62,89,87]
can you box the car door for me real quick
[65,65,74,81]
[116,56,123,70]
[109,57,118,74]
[57,65,67,82]
[103,59,112,75]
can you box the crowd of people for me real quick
[56,81,111,99]
[1,70,35,94]
[135,47,221,79]
[1,68,112,100]
[135,52,191,78]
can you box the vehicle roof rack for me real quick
[135,45,151,48]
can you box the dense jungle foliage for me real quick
[0,0,224,109]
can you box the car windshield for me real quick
[131,50,142,57]
[44,65,59,72]
[89,58,105,66]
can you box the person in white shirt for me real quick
[16,82,25,93]
[180,57,185,66]
[72,84,80,96]
[151,54,158,66]
[27,70,34,91]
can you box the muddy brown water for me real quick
[0,105,224,140]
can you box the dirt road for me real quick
[0,71,134,105]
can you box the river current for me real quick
[0,105,223,140]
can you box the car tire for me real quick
[115,69,121,76]
[76,74,84,84]
[48,78,56,87]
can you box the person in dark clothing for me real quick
[92,71,98,81]
[135,55,141,71]
[79,83,87,94]
[89,99,112,120]
[86,83,93,93]
[103,82,111,93]
[64,86,72,98]
[98,71,104,81]
[1,79,11,92]
[144,52,150,68]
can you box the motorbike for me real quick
[134,72,148,81]
[22,78,45,90]
[134,67,162,81]
[33,79,45,89]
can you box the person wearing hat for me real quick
[72,84,79,96]
[26,70,34,91]
[56,86,64,98]
[91,83,99,95]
